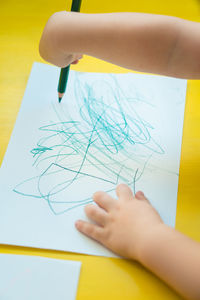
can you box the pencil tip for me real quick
[58,97,62,103]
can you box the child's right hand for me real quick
[71,55,83,64]
[39,12,82,67]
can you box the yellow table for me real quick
[1,1,200,299]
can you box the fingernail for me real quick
[135,191,144,199]
[75,220,80,227]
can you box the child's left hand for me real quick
[75,184,164,261]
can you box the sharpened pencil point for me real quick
[58,97,62,103]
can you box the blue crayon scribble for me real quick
[13,73,165,215]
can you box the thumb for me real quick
[135,191,149,202]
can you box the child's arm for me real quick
[75,185,200,300]
[39,12,200,79]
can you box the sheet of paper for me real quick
[0,62,187,256]
[0,254,81,300]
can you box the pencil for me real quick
[58,0,82,103]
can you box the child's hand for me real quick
[71,55,83,64]
[75,184,163,261]
[39,12,83,67]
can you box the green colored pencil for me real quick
[58,0,82,103]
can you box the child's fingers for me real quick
[71,59,79,64]
[93,191,115,212]
[75,220,103,242]
[84,204,108,226]
[135,191,150,203]
[116,183,134,202]
[71,55,83,64]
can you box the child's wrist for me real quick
[135,223,168,264]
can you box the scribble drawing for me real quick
[13,73,165,215]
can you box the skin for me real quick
[39,12,200,299]
[76,186,200,300]
[39,12,200,78]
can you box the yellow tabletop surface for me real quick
[1,0,200,299]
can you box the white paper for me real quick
[0,254,81,300]
[0,62,187,256]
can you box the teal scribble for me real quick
[13,74,165,215]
